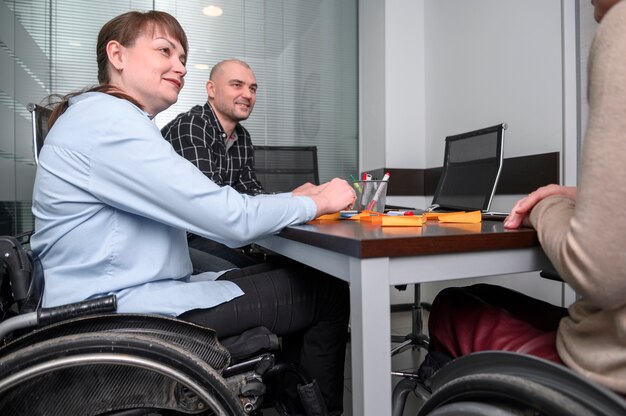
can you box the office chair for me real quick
[27,103,52,165]
[390,285,430,355]
[253,145,320,192]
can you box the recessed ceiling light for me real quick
[203,5,223,17]
[194,64,209,70]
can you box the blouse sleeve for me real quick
[87,101,316,248]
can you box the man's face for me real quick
[207,61,257,125]
[591,0,621,22]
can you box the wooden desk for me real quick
[255,219,550,415]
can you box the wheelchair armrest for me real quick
[0,295,117,341]
[38,294,117,326]
[540,269,563,282]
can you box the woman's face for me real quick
[112,27,187,116]
[591,0,621,22]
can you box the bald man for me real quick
[162,59,263,267]
[162,59,264,196]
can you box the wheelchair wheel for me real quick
[1,313,232,373]
[417,373,594,416]
[425,401,519,416]
[0,332,245,415]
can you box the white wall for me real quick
[385,0,426,169]
[359,0,586,307]
[359,0,386,172]
[424,0,562,166]
[579,0,598,145]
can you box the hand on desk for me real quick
[298,178,356,217]
[504,184,577,229]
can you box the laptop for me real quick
[398,123,509,219]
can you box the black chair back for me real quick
[27,103,52,165]
[253,145,319,193]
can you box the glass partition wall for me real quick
[0,0,358,235]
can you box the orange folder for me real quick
[313,212,341,221]
[381,216,423,227]
[437,210,482,224]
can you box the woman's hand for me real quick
[308,178,356,216]
[504,184,576,229]
[291,182,319,196]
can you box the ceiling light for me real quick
[195,64,209,70]
[203,5,223,17]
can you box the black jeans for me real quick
[179,261,350,414]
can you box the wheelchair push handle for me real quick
[38,294,117,326]
[0,235,33,303]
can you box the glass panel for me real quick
[0,0,358,236]
[1,0,51,235]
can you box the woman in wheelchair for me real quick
[420,0,626,400]
[28,10,356,415]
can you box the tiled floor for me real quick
[264,310,428,415]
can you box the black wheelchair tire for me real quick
[424,401,520,416]
[417,373,594,416]
[0,332,244,415]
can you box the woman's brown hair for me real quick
[47,10,188,127]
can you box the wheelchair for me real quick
[0,234,327,416]
[391,335,626,415]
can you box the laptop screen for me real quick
[431,123,506,212]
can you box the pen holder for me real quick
[354,180,388,212]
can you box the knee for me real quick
[429,285,490,327]
[431,286,471,309]
[432,284,498,309]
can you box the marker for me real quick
[359,173,374,209]
[386,210,414,216]
[340,210,359,218]
[366,172,390,211]
[350,175,362,193]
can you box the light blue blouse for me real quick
[31,92,317,315]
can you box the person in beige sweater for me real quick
[423,0,626,395]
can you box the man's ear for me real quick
[106,40,125,71]
[206,80,216,99]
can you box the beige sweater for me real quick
[530,0,626,394]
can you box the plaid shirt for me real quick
[161,102,265,195]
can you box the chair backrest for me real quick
[27,103,52,165]
[253,145,320,193]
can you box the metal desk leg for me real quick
[349,257,392,415]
